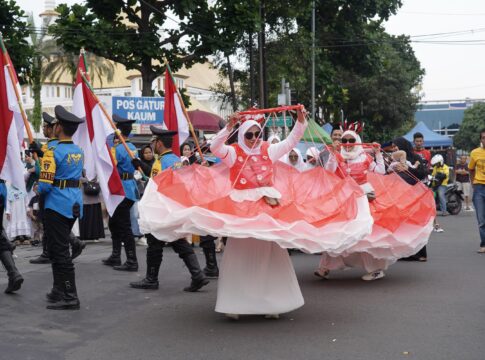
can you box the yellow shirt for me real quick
[431,164,449,186]
[469,147,485,184]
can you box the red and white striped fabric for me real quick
[163,67,189,156]
[72,53,124,216]
[0,46,26,192]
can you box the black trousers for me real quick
[146,234,194,259]
[199,235,216,250]
[108,198,135,254]
[44,209,76,276]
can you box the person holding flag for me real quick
[38,106,84,310]
[0,33,26,294]
[130,126,209,292]
[101,115,139,271]
[29,112,85,264]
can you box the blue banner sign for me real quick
[112,96,164,124]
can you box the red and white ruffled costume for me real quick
[139,118,374,315]
[317,130,435,274]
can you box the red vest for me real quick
[338,153,373,185]
[230,142,274,190]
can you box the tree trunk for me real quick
[140,0,154,96]
[258,1,265,108]
[261,1,268,108]
[226,55,238,112]
[31,56,42,132]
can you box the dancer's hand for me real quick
[297,108,307,123]
[371,142,381,154]
[227,114,240,131]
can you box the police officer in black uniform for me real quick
[38,106,84,310]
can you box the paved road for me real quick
[0,211,484,360]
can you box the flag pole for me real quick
[79,70,147,177]
[163,59,205,162]
[0,32,34,144]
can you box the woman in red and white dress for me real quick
[315,129,435,281]
[139,107,374,319]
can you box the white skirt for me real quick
[6,198,31,238]
[215,237,304,315]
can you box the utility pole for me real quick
[311,0,316,120]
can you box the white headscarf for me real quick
[283,148,307,172]
[340,130,364,160]
[304,147,320,168]
[237,120,263,155]
[267,134,281,144]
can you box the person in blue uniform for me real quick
[38,106,84,310]
[130,126,209,292]
[0,177,23,294]
[29,112,85,264]
[102,114,139,271]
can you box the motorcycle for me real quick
[445,183,464,215]
[427,175,464,215]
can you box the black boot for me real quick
[130,266,159,289]
[46,271,63,303]
[0,250,24,294]
[70,235,86,260]
[102,237,122,267]
[182,253,209,292]
[130,242,162,288]
[30,236,51,264]
[113,249,138,272]
[46,272,80,310]
[202,247,219,278]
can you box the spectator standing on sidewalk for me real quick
[468,129,485,253]
[456,155,473,211]
[431,154,450,216]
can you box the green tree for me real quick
[454,103,485,151]
[0,0,33,83]
[50,0,219,96]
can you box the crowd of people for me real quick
[1,105,484,319]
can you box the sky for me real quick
[16,0,485,102]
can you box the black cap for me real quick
[42,112,55,125]
[113,114,136,125]
[54,105,84,125]
[150,125,177,138]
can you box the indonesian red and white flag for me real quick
[0,42,26,192]
[163,67,189,156]
[72,53,124,215]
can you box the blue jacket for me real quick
[38,140,84,219]
[0,181,6,208]
[161,151,181,171]
[113,141,139,202]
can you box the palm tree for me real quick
[42,48,115,87]
[28,14,57,131]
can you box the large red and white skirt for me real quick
[139,163,373,254]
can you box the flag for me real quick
[0,39,26,192]
[163,65,189,155]
[72,52,124,216]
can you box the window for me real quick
[56,86,60,97]
[138,79,142,91]
[157,78,161,91]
